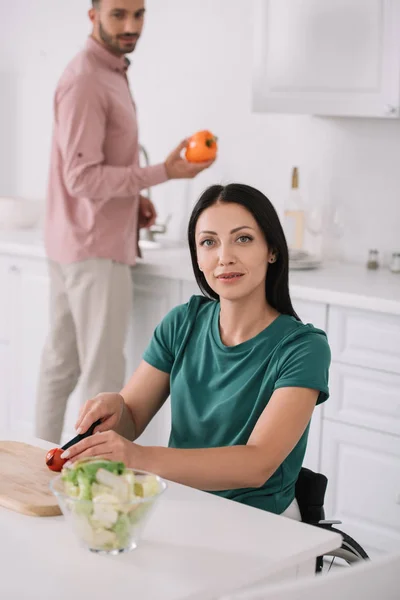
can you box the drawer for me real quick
[328,306,400,374]
[292,299,327,331]
[327,363,400,436]
[321,419,400,554]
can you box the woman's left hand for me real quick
[61,431,142,467]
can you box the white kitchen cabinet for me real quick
[5,257,50,435]
[253,0,400,117]
[328,306,400,375]
[129,273,181,447]
[327,363,400,437]
[130,273,181,371]
[292,299,327,331]
[321,419,400,554]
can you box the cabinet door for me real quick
[128,274,180,447]
[253,0,400,117]
[321,419,400,554]
[7,258,50,435]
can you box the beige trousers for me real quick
[35,259,133,444]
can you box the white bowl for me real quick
[0,197,42,230]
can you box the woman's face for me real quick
[195,202,275,301]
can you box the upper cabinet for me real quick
[252,0,400,118]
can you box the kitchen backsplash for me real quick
[1,0,399,265]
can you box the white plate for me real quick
[289,259,321,270]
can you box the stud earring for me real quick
[269,256,277,264]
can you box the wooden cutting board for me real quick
[0,441,61,517]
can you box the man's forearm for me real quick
[65,162,168,200]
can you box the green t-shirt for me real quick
[143,295,331,515]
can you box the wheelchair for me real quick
[295,467,370,573]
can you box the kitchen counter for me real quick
[0,432,341,600]
[0,229,399,315]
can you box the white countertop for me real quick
[1,229,399,315]
[0,432,341,600]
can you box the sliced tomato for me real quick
[45,447,67,472]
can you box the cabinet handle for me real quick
[9,265,20,274]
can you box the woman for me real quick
[62,183,331,519]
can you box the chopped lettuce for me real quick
[62,458,125,487]
[64,481,79,498]
[61,459,162,551]
[77,472,91,500]
[112,513,131,548]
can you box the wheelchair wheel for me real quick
[316,526,369,573]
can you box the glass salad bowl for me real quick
[50,459,167,555]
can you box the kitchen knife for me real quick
[61,419,103,451]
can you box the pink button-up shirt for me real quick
[45,37,168,265]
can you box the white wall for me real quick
[1,0,399,264]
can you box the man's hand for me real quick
[165,139,215,180]
[138,194,157,228]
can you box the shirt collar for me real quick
[85,36,130,73]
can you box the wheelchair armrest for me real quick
[295,467,328,524]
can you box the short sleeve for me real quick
[142,303,188,374]
[274,330,331,405]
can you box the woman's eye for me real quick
[237,235,252,243]
[200,239,215,247]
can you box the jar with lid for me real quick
[389,252,400,273]
[367,249,379,270]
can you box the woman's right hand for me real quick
[75,392,125,435]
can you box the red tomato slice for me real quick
[45,447,67,472]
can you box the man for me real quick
[35,0,213,444]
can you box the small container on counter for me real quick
[389,252,400,273]
[366,249,379,270]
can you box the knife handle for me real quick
[61,418,103,451]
